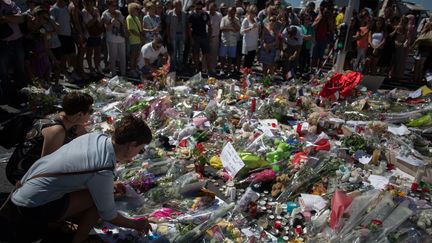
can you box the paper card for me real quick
[260,126,274,137]
[299,194,327,211]
[388,125,410,136]
[259,119,279,130]
[408,89,422,99]
[329,117,345,124]
[396,155,425,167]
[367,175,389,190]
[220,142,245,177]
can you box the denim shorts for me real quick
[16,193,70,223]
[219,44,237,58]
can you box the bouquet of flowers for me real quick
[152,64,171,89]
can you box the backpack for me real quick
[0,112,37,149]
[5,118,66,185]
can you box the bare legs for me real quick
[60,190,100,243]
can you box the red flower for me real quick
[106,116,113,124]
[195,143,205,153]
[138,83,143,89]
[371,219,382,226]
[411,182,419,191]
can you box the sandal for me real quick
[47,221,78,234]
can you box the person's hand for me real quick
[114,181,126,198]
[133,218,152,234]
[252,23,257,29]
[289,55,296,61]
[0,16,7,24]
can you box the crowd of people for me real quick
[1,0,432,106]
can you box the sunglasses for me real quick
[269,19,276,22]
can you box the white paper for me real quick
[329,117,345,124]
[299,194,328,212]
[368,175,389,190]
[396,155,425,167]
[220,142,245,177]
[260,126,274,137]
[359,156,372,164]
[259,119,279,130]
[408,89,422,99]
[388,125,410,136]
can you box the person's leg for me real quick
[8,39,27,89]
[209,37,219,73]
[86,47,94,71]
[59,190,100,243]
[94,46,101,72]
[118,42,127,76]
[107,42,118,75]
[177,38,185,70]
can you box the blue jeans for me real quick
[0,38,27,103]
[170,33,185,70]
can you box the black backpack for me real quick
[0,112,37,149]
[5,118,66,185]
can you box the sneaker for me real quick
[70,71,82,81]
[128,70,140,78]
[107,72,116,78]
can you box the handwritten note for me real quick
[220,142,245,177]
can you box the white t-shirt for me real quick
[220,15,240,46]
[283,25,303,46]
[138,42,167,68]
[101,9,125,43]
[208,11,222,37]
[240,17,259,54]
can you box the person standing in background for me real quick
[299,13,314,74]
[82,0,104,77]
[207,2,222,75]
[188,1,212,73]
[166,0,187,71]
[126,2,143,78]
[50,0,77,80]
[102,0,127,77]
[69,0,88,80]
[0,0,26,106]
[219,6,240,75]
[142,2,161,44]
[240,4,258,68]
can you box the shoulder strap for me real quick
[16,166,115,188]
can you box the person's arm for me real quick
[289,45,302,61]
[188,21,193,40]
[207,15,212,37]
[86,173,151,233]
[0,14,24,24]
[312,14,322,28]
[41,125,66,157]
[220,17,229,32]
[102,13,114,31]
[142,17,153,33]
[163,51,170,65]
[126,16,140,37]
[232,18,240,32]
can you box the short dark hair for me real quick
[62,92,94,115]
[113,115,152,145]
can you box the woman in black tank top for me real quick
[6,92,94,185]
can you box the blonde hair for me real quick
[247,4,257,15]
[128,2,141,14]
